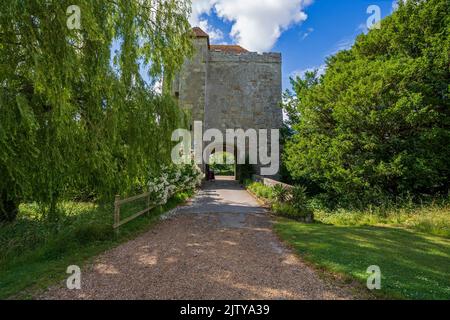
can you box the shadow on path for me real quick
[40,177,354,300]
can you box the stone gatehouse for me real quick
[171,27,283,177]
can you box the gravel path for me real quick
[40,177,353,300]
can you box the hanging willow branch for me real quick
[0,0,193,221]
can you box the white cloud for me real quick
[301,27,314,40]
[198,20,224,42]
[189,0,313,52]
[325,36,355,57]
[356,23,369,35]
[291,64,326,79]
[189,0,216,26]
[189,0,224,43]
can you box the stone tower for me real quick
[172,27,283,177]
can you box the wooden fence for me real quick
[113,186,191,230]
[113,192,152,230]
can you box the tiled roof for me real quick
[192,27,209,38]
[191,27,250,53]
[210,45,249,54]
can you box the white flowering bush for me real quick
[147,162,203,205]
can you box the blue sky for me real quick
[191,0,397,90]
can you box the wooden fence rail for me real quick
[113,188,187,230]
[113,192,153,230]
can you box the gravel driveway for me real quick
[40,177,353,300]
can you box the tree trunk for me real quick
[0,190,19,222]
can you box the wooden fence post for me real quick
[114,195,120,234]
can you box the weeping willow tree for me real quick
[0,0,193,221]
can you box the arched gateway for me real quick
[171,27,283,179]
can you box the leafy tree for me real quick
[284,0,450,206]
[0,0,193,221]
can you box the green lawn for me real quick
[274,219,450,300]
[0,191,193,299]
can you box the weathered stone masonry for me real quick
[172,27,283,175]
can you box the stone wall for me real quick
[253,175,293,190]
[173,37,209,129]
[205,52,282,133]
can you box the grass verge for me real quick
[244,181,450,299]
[274,218,450,300]
[0,191,193,299]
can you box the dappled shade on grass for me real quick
[275,219,450,300]
[0,192,193,299]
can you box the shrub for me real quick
[243,179,253,187]
[148,162,203,205]
[247,182,274,201]
[314,201,450,238]
[290,185,308,209]
[272,202,314,223]
[273,184,290,203]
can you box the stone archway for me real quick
[203,143,238,180]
